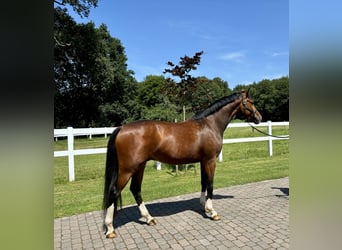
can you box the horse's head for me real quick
[239,89,262,124]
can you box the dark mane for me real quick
[191,92,242,120]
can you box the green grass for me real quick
[54,125,289,218]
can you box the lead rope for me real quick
[248,122,289,139]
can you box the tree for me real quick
[163,51,204,120]
[54,8,137,127]
[95,24,138,126]
[253,77,289,121]
[232,76,289,121]
[54,8,100,127]
[190,76,232,115]
[134,75,178,121]
[54,0,98,18]
[139,101,179,122]
[137,75,166,108]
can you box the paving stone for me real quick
[54,177,289,249]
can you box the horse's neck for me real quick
[208,98,241,136]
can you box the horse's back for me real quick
[116,120,162,149]
[115,120,207,164]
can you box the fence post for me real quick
[267,121,273,156]
[156,161,161,170]
[67,127,75,182]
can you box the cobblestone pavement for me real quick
[54,177,289,249]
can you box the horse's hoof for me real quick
[212,214,220,221]
[106,232,116,238]
[148,219,157,226]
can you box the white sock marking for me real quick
[104,204,115,235]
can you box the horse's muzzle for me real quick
[252,113,262,124]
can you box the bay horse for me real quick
[103,90,262,238]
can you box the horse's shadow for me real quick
[271,187,289,197]
[114,194,234,228]
[113,186,289,228]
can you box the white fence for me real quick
[54,121,289,182]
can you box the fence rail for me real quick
[54,121,289,182]
[54,127,116,141]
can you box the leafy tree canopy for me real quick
[54,1,289,127]
[54,0,98,18]
[162,51,233,119]
[233,76,289,121]
[137,75,166,108]
[54,7,137,127]
[163,51,204,107]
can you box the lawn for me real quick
[54,124,289,218]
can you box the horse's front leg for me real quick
[200,159,220,221]
[130,167,157,225]
[200,162,208,210]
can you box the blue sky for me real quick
[66,0,288,89]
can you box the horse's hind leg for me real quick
[130,164,156,225]
[104,173,131,238]
[104,194,117,238]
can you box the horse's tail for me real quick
[103,127,122,216]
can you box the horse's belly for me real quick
[153,153,199,165]
[151,142,202,164]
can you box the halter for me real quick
[242,95,257,118]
